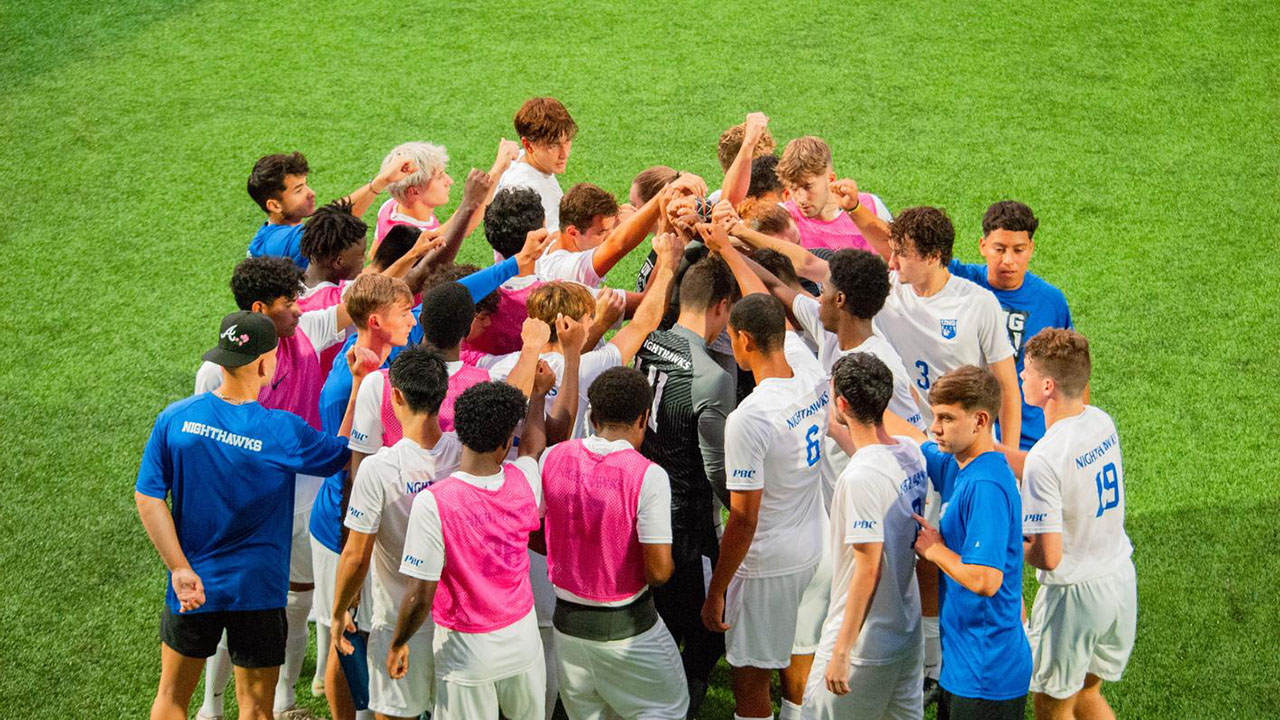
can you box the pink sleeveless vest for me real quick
[429,464,541,632]
[541,440,650,603]
[259,329,323,430]
[461,281,542,356]
[377,370,404,446]
[785,193,879,253]
[439,364,490,432]
[298,282,347,377]
[374,198,440,245]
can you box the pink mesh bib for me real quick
[541,440,650,603]
[430,464,541,632]
[461,281,542,356]
[439,364,490,432]
[374,198,440,245]
[377,370,404,447]
[784,194,878,253]
[259,329,323,430]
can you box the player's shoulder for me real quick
[161,392,215,423]
[1020,269,1069,303]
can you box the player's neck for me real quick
[749,351,794,383]
[596,426,641,449]
[986,266,1025,292]
[676,312,717,344]
[266,211,301,226]
[817,194,842,221]
[302,264,339,288]
[401,413,443,451]
[459,447,503,476]
[399,200,438,223]
[552,230,578,253]
[909,266,950,298]
[524,154,556,176]
[954,432,996,467]
[437,345,461,362]
[216,369,262,403]
[356,332,394,365]
[835,316,875,350]
[1043,396,1087,429]
[848,422,895,450]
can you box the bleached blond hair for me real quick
[383,141,449,202]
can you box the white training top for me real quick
[344,435,462,630]
[818,438,928,665]
[399,455,543,684]
[486,344,623,439]
[539,435,673,607]
[874,273,1014,425]
[497,155,564,232]
[535,246,605,289]
[1022,406,1134,586]
[348,361,507,455]
[724,360,830,578]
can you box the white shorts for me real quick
[367,625,434,717]
[802,643,923,720]
[793,549,833,655]
[725,566,817,669]
[554,619,688,719]
[289,507,314,584]
[310,535,374,630]
[1028,562,1137,699]
[434,659,546,720]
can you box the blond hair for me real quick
[1024,328,1092,398]
[526,281,595,343]
[345,273,413,330]
[776,136,832,185]
[717,123,777,171]
[383,141,449,202]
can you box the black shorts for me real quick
[937,688,1027,720]
[160,605,287,668]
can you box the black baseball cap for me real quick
[203,311,279,368]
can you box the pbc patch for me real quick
[940,318,957,340]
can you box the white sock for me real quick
[356,711,375,720]
[313,619,329,690]
[273,589,313,712]
[780,698,802,720]
[198,633,232,718]
[923,615,941,681]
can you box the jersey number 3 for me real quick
[915,360,931,391]
[1094,462,1121,517]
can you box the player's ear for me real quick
[391,386,406,408]
[637,409,650,433]
[265,196,282,215]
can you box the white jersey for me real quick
[1022,406,1133,585]
[724,362,829,578]
[874,273,1014,424]
[344,435,462,629]
[818,438,928,665]
[349,361,509,455]
[496,154,563,232]
[535,246,604,288]
[487,344,623,439]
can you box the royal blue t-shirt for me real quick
[136,393,349,613]
[921,442,1031,700]
[249,221,308,269]
[949,261,1073,450]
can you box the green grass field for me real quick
[3,0,1278,717]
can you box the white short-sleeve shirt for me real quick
[487,344,623,439]
[1021,406,1133,586]
[535,246,603,288]
[497,155,563,233]
[349,361,504,455]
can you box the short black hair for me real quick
[423,264,499,314]
[826,250,890,320]
[753,249,800,288]
[890,206,955,265]
[484,187,544,259]
[388,345,450,415]
[420,282,475,350]
[230,256,303,310]
[452,382,528,453]
[372,225,420,270]
[748,155,782,198]
[247,152,308,212]
[831,353,894,425]
[678,256,738,312]
[982,200,1039,239]
[729,293,786,352]
[301,199,366,265]
[587,367,652,429]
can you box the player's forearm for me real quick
[344,180,384,219]
[546,353,580,444]
[593,193,663,277]
[392,579,437,647]
[433,198,483,267]
[505,345,542,397]
[928,546,1002,597]
[518,393,548,458]
[848,204,892,260]
[631,265,675,331]
[718,245,770,298]
[707,505,757,597]
[135,493,192,572]
[732,226,827,283]
[721,139,755,208]
[331,546,371,623]
[831,556,880,658]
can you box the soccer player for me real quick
[330,346,462,720]
[774,136,892,253]
[373,138,517,245]
[137,310,369,720]
[497,96,577,232]
[702,293,830,720]
[802,353,928,719]
[910,366,1032,720]
[389,379,553,719]
[716,111,774,207]
[948,201,1075,450]
[632,256,738,713]
[540,367,689,719]
[1019,329,1135,719]
[246,151,418,268]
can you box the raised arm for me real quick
[546,316,585,444]
[591,173,707,278]
[343,154,419,218]
[505,318,551,397]
[830,179,892,260]
[424,168,494,267]
[715,199,830,283]
[699,221,769,297]
[518,372,550,459]
[440,138,519,240]
[720,112,769,208]
[608,233,683,364]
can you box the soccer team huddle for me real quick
[136,97,1137,720]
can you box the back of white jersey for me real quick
[1022,406,1133,585]
[725,364,830,577]
[874,273,1014,424]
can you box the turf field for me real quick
[2,0,1277,717]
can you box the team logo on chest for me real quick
[940,318,958,340]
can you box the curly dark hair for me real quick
[389,345,450,415]
[301,199,366,266]
[371,225,420,271]
[452,381,529,453]
[560,183,619,233]
[230,256,302,310]
[832,353,894,425]
[729,293,786,353]
[748,155,783,198]
[890,206,955,265]
[826,249,890,320]
[420,282,475,350]
[422,263,499,314]
[247,152,308,212]
[982,200,1039,239]
[484,187,545,259]
[587,367,653,429]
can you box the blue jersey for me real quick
[921,443,1032,700]
[249,221,307,269]
[949,261,1073,450]
[136,394,349,613]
